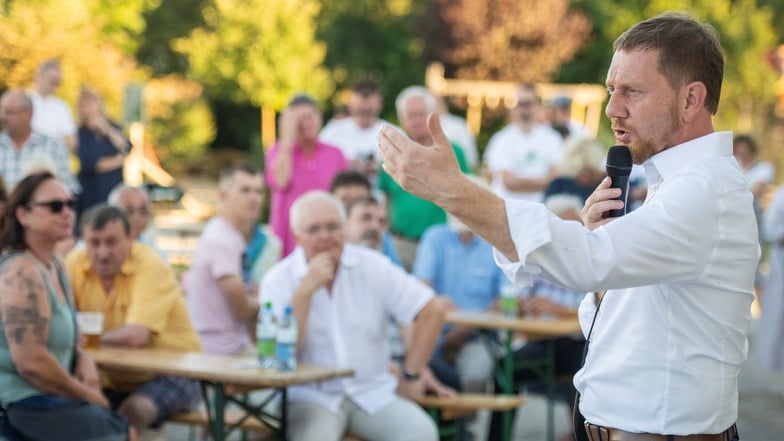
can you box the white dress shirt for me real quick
[494,132,759,435]
[260,244,434,415]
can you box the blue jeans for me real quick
[4,394,129,441]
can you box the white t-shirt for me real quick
[29,91,77,139]
[319,118,391,162]
[483,123,563,201]
[496,131,758,435]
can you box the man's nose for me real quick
[605,93,626,119]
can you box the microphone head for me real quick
[606,145,632,176]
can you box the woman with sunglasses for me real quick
[0,171,136,441]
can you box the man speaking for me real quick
[378,12,753,441]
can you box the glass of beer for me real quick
[76,311,104,349]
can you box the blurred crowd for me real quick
[0,60,782,441]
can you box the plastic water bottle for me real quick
[256,302,277,368]
[500,282,519,319]
[276,305,298,371]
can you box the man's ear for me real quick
[682,81,707,122]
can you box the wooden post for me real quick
[261,106,277,150]
[125,122,144,186]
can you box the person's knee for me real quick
[287,404,343,441]
[117,395,159,430]
[399,411,438,441]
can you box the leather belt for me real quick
[584,423,738,441]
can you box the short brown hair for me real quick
[614,12,723,114]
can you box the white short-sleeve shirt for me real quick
[260,244,434,415]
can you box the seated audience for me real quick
[107,184,167,258]
[330,170,401,266]
[260,191,443,441]
[487,194,587,441]
[344,195,458,395]
[266,94,348,256]
[66,204,202,433]
[0,172,133,441]
[187,163,274,355]
[413,212,503,393]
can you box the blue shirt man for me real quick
[413,218,503,392]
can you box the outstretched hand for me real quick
[377,113,463,205]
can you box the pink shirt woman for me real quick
[266,95,348,255]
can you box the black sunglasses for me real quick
[27,199,76,213]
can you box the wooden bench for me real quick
[167,393,524,440]
[167,409,357,440]
[415,393,524,420]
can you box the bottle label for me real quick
[500,296,518,317]
[277,343,296,370]
[258,339,276,357]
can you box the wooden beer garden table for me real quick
[86,346,354,441]
[446,310,582,441]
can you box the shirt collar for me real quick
[644,131,732,184]
[119,243,139,276]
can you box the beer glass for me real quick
[76,311,104,349]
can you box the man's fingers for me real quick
[377,124,405,154]
[427,112,450,148]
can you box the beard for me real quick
[627,104,683,164]
[358,231,381,250]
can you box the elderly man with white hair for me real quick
[378,86,471,271]
[260,190,443,441]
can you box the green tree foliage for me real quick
[423,0,591,82]
[136,0,210,76]
[175,0,332,110]
[564,0,778,132]
[144,76,216,172]
[85,0,158,54]
[316,0,427,118]
[0,1,145,119]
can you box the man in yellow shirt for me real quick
[66,204,203,433]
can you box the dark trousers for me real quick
[487,337,586,441]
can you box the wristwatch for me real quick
[401,368,421,382]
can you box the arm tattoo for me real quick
[2,268,49,345]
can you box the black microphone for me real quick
[604,145,632,218]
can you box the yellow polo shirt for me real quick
[67,242,202,391]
